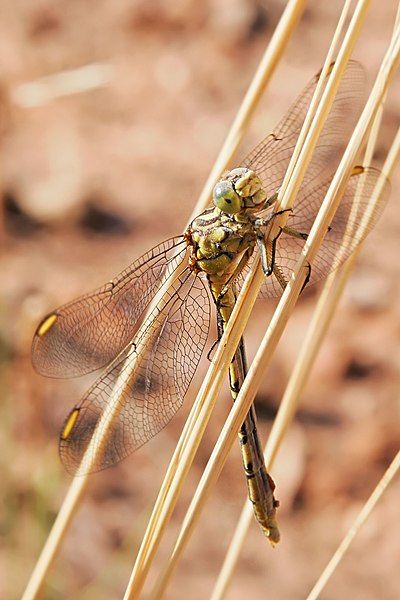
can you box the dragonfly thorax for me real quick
[212,167,267,215]
[187,167,266,278]
[187,206,256,280]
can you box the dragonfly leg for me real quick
[282,225,308,240]
[300,262,312,293]
[253,207,292,229]
[206,337,219,362]
[257,230,280,277]
[281,227,312,292]
[263,191,279,209]
[272,259,311,294]
[272,263,288,291]
[254,207,292,278]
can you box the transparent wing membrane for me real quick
[240,167,390,298]
[242,61,365,200]
[59,269,210,474]
[285,167,389,280]
[32,60,389,482]
[32,237,187,378]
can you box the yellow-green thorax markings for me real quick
[187,167,267,288]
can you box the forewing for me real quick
[241,61,365,199]
[32,237,187,378]
[59,269,210,474]
[252,167,390,298]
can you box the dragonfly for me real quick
[32,61,389,545]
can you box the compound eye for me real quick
[213,181,242,214]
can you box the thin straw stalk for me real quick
[127,4,369,597]
[269,0,370,235]
[277,0,355,209]
[303,125,400,600]
[210,116,400,600]
[306,448,400,600]
[22,258,190,600]
[12,63,113,107]
[146,0,371,593]
[21,2,306,598]
[362,3,400,166]
[210,257,358,600]
[148,21,400,599]
[123,255,264,600]
[191,0,308,217]
[212,16,400,585]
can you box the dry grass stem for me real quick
[147,3,382,597]
[211,12,400,596]
[22,258,188,600]
[123,258,264,600]
[122,4,309,599]
[274,0,354,213]
[192,0,307,217]
[22,1,306,597]
[303,125,400,600]
[12,63,114,107]
[210,118,400,600]
[306,447,400,600]
[269,0,371,238]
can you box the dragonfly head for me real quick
[213,168,267,215]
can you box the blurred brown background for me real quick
[1,1,400,599]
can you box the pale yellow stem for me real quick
[12,63,113,107]
[22,2,306,599]
[211,20,400,600]
[148,12,400,597]
[128,2,370,596]
[306,448,400,600]
[278,0,355,201]
[191,0,308,217]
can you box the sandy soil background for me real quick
[1,1,400,598]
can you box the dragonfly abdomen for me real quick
[238,406,280,544]
[213,286,280,544]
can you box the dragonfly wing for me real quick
[59,269,210,474]
[32,237,187,378]
[242,61,365,200]
[254,167,390,298]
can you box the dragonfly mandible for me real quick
[32,61,389,544]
